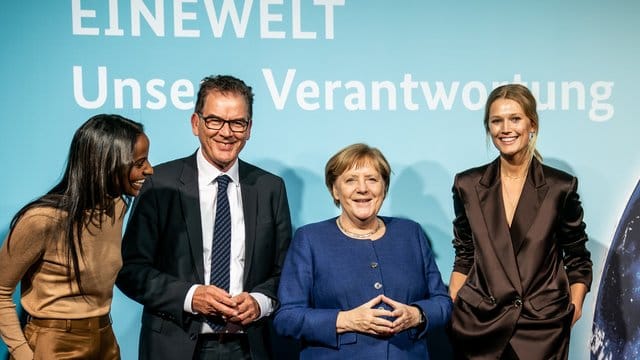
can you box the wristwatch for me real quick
[412,305,426,325]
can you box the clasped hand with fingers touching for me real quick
[192,285,260,325]
[336,295,423,336]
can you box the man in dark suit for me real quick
[116,75,292,359]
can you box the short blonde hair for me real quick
[324,143,391,207]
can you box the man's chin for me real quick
[211,157,238,171]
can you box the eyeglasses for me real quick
[197,112,250,132]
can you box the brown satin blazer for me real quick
[449,157,592,360]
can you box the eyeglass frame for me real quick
[196,112,251,133]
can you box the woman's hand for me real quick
[449,271,468,302]
[336,295,394,336]
[570,283,588,327]
[571,303,583,327]
[382,295,424,333]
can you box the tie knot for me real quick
[216,175,231,190]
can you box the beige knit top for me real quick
[0,199,126,359]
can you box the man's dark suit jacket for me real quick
[449,157,592,359]
[116,153,292,360]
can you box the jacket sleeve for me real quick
[557,177,592,289]
[246,177,292,303]
[273,228,345,348]
[115,176,193,324]
[409,225,452,339]
[452,175,475,275]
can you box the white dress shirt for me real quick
[184,149,274,332]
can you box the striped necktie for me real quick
[207,174,232,331]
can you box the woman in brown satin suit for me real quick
[448,84,592,360]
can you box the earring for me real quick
[529,132,535,140]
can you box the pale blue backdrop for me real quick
[1,1,639,359]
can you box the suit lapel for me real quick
[511,158,548,253]
[239,160,257,285]
[475,158,522,293]
[180,154,205,284]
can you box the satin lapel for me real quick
[180,154,205,284]
[476,159,522,294]
[239,161,258,285]
[511,158,548,253]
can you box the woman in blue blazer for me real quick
[274,143,452,359]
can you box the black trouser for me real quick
[195,333,251,360]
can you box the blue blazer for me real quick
[274,217,452,359]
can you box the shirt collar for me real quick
[196,148,240,186]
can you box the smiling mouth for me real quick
[499,135,518,143]
[215,140,236,148]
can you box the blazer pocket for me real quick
[457,284,496,311]
[529,289,569,311]
[339,332,357,345]
[142,312,166,333]
[526,290,571,320]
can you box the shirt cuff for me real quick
[250,292,275,320]
[184,284,200,313]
